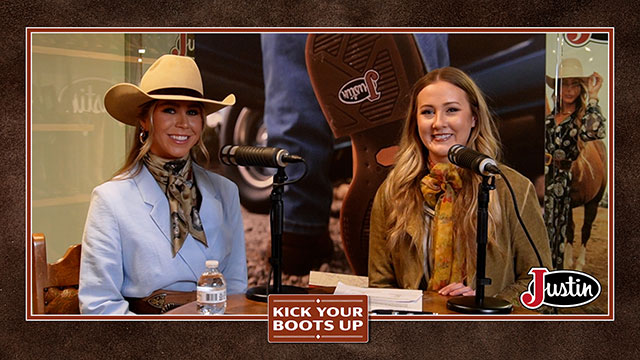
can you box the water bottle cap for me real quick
[205,260,219,268]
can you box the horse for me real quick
[564,139,608,270]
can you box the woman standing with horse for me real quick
[544,57,606,270]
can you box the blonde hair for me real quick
[381,67,503,281]
[557,77,588,119]
[112,100,210,179]
[554,77,589,155]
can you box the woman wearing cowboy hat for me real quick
[79,55,247,314]
[544,57,606,270]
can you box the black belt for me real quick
[125,289,196,314]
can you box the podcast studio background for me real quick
[29,30,610,314]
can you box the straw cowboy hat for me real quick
[104,54,235,126]
[545,57,590,89]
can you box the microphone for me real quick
[447,144,500,176]
[219,145,304,168]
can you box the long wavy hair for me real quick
[556,78,588,118]
[556,78,589,154]
[380,67,503,281]
[112,100,210,179]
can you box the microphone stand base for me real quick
[447,296,513,314]
[245,285,308,303]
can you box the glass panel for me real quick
[31,32,187,261]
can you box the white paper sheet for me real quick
[333,282,423,312]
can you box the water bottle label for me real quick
[197,287,226,304]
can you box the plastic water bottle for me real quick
[197,260,227,315]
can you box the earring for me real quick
[139,129,148,144]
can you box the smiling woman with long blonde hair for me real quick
[368,67,551,304]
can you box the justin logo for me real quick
[565,33,591,47]
[57,77,113,115]
[171,34,195,57]
[338,70,381,104]
[520,267,601,310]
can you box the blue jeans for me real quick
[261,33,449,235]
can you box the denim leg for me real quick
[261,34,334,235]
[414,33,450,71]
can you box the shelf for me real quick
[32,45,156,64]
[33,124,95,132]
[33,194,91,208]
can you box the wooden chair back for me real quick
[31,233,82,314]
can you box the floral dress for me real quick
[544,101,606,269]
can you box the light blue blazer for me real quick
[79,163,248,314]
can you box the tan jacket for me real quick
[368,165,552,305]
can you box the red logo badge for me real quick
[520,267,601,310]
[565,33,591,47]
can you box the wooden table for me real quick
[167,289,537,315]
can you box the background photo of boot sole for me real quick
[306,34,426,275]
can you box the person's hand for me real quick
[587,72,603,100]
[438,282,475,296]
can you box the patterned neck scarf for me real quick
[144,153,207,257]
[420,162,465,291]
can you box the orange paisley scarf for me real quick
[420,162,465,291]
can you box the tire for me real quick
[219,104,273,214]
